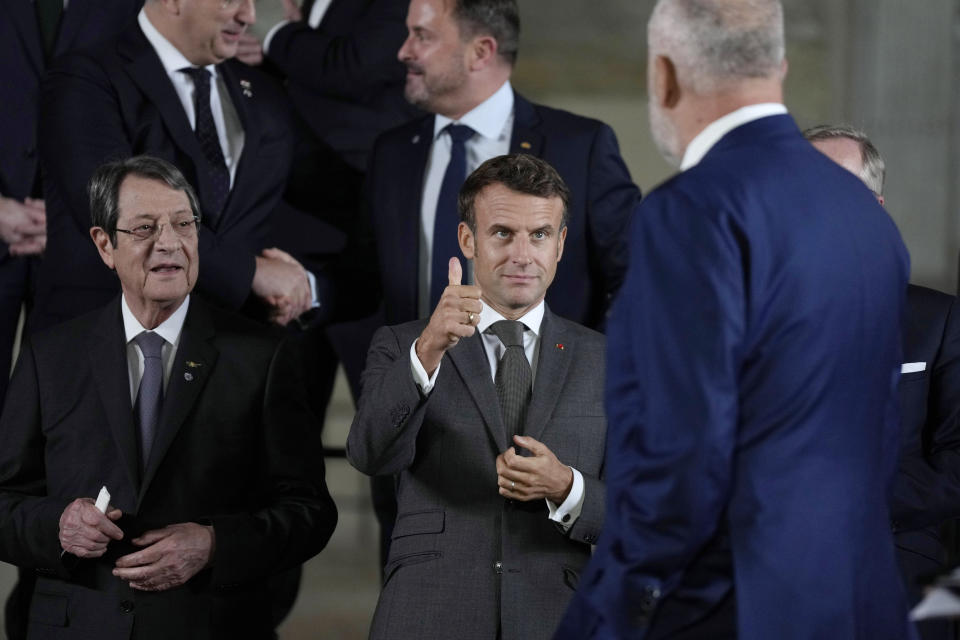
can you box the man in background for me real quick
[558,1,914,637]
[807,123,960,640]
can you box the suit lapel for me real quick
[525,310,571,442]
[216,61,259,231]
[4,0,44,74]
[510,93,545,157]
[54,0,88,56]
[120,26,203,193]
[448,332,508,453]
[86,299,141,494]
[138,300,218,502]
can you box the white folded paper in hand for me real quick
[94,486,110,514]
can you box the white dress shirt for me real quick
[139,9,244,187]
[121,295,189,405]
[680,102,788,171]
[417,80,515,317]
[409,300,586,529]
[263,0,333,53]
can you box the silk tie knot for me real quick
[135,331,166,360]
[489,320,525,349]
[444,123,475,144]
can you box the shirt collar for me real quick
[434,80,514,142]
[122,294,190,347]
[680,103,788,170]
[477,298,544,337]
[138,8,217,80]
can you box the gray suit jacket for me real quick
[347,307,606,640]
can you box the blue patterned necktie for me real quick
[489,320,531,450]
[180,67,230,225]
[134,331,166,470]
[430,123,475,310]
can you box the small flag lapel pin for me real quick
[555,343,565,351]
[240,79,252,98]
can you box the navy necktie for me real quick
[180,67,230,225]
[489,320,531,449]
[430,124,475,310]
[134,332,166,470]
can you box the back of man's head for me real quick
[453,0,520,66]
[804,124,886,197]
[649,0,784,94]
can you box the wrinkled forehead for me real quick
[475,184,564,231]
[117,175,192,220]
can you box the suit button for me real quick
[494,561,503,574]
[562,514,571,523]
[120,600,135,613]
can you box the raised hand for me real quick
[415,257,482,376]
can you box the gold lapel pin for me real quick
[520,141,532,149]
[186,361,203,368]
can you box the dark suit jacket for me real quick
[0,297,337,639]
[32,21,294,331]
[347,308,606,640]
[363,91,641,331]
[892,285,960,640]
[558,114,915,639]
[264,0,419,172]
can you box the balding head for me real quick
[804,125,886,201]
[648,0,785,94]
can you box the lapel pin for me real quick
[240,79,252,98]
[555,343,565,351]
[186,361,203,368]
[412,134,421,144]
[520,141,532,149]
[184,372,194,382]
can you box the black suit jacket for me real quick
[0,297,336,639]
[363,92,641,330]
[891,284,960,638]
[264,0,418,172]
[32,21,294,331]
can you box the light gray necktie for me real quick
[134,332,165,469]
[489,320,531,450]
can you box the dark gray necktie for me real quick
[179,66,230,225]
[134,332,165,470]
[489,320,531,449]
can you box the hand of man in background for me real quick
[235,32,263,66]
[280,0,303,22]
[253,247,312,326]
[0,196,46,256]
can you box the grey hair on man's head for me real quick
[648,0,785,93]
[803,124,886,196]
[88,155,202,246]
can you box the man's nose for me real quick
[153,222,181,249]
[237,0,256,25]
[398,33,413,63]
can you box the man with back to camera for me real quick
[348,153,607,640]
[557,1,915,638]
[0,155,337,639]
[807,123,960,640]
[362,0,642,569]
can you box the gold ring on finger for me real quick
[468,312,476,324]
[511,480,515,490]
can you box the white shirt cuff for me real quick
[262,19,291,55]
[410,338,441,393]
[546,467,584,530]
[305,270,320,309]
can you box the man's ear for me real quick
[90,227,116,271]
[467,35,498,72]
[654,54,681,109]
[458,222,475,259]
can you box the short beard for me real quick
[404,50,469,114]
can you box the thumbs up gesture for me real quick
[415,257,482,376]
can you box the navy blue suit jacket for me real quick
[364,92,641,330]
[557,114,915,639]
[893,285,960,640]
[32,21,294,331]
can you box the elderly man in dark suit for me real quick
[348,154,606,640]
[558,1,914,638]
[33,0,313,334]
[0,156,337,639]
[807,123,960,640]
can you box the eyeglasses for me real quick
[115,217,200,241]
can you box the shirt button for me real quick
[494,561,503,574]
[120,600,135,613]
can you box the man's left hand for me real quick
[236,32,263,66]
[496,435,573,504]
[112,523,215,591]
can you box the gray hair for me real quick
[803,124,886,196]
[458,154,570,232]
[88,155,201,246]
[454,0,520,66]
[648,0,785,93]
